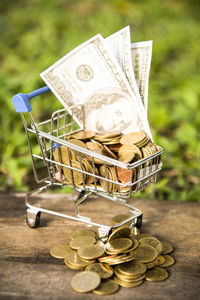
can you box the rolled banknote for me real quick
[40,34,152,139]
[105,26,145,117]
[131,41,153,115]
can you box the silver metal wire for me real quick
[21,105,163,235]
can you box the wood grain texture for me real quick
[0,191,200,300]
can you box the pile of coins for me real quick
[54,131,160,193]
[50,215,175,296]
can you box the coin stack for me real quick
[50,215,175,296]
[53,130,160,193]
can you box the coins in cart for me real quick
[54,130,161,196]
[66,130,95,141]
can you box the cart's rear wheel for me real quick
[135,215,143,229]
[26,209,41,228]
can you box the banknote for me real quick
[105,26,145,117]
[40,34,152,138]
[131,41,153,114]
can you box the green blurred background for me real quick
[0,0,199,201]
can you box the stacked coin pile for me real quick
[54,130,160,193]
[50,215,175,295]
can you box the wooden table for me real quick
[0,192,199,300]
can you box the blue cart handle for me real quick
[12,86,50,113]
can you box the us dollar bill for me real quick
[105,26,146,117]
[131,41,153,114]
[40,34,152,138]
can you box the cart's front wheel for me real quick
[26,209,41,228]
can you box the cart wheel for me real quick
[26,210,41,228]
[135,215,143,229]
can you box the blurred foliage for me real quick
[0,0,199,201]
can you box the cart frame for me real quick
[12,86,163,239]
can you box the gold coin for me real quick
[119,151,135,163]
[120,132,147,145]
[108,143,121,152]
[50,244,76,259]
[99,165,113,192]
[145,267,169,282]
[81,159,94,185]
[132,245,158,263]
[100,254,127,264]
[90,148,112,165]
[67,138,87,153]
[122,239,139,253]
[69,236,96,249]
[86,141,103,151]
[106,238,133,253]
[160,255,175,267]
[115,266,144,278]
[114,276,144,288]
[103,145,118,159]
[136,136,150,148]
[63,160,86,185]
[161,241,174,254]
[155,255,166,266]
[98,254,118,263]
[65,253,95,268]
[93,279,119,295]
[53,147,62,171]
[103,139,121,145]
[118,260,146,276]
[151,142,159,152]
[141,147,150,160]
[114,269,145,282]
[120,186,131,194]
[61,145,76,162]
[108,226,131,241]
[107,253,136,265]
[71,271,101,293]
[67,131,95,141]
[69,229,96,240]
[146,258,158,269]
[119,144,143,160]
[78,245,105,260]
[65,260,85,271]
[112,214,130,225]
[94,132,121,140]
[109,166,118,192]
[86,263,113,279]
[145,145,154,155]
[133,233,155,240]
[139,237,163,254]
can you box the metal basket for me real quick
[12,86,163,239]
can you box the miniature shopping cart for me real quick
[12,86,163,239]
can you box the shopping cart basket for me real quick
[12,86,163,239]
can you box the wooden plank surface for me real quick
[0,191,200,300]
